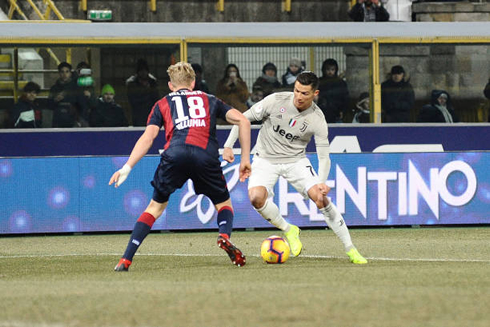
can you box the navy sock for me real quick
[122,212,156,261]
[217,206,234,238]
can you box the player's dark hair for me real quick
[296,71,319,90]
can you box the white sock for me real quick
[320,202,354,252]
[256,199,290,231]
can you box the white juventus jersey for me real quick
[247,92,329,164]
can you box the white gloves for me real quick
[116,164,132,187]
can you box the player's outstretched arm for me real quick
[109,125,160,188]
[225,108,251,182]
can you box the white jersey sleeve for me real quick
[223,94,275,148]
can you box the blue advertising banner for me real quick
[1,152,488,234]
[1,124,490,156]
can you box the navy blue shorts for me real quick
[151,145,230,205]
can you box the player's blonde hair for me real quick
[167,62,195,87]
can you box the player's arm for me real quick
[223,95,271,162]
[314,119,331,195]
[109,124,160,188]
[223,109,255,163]
[316,144,331,195]
[225,108,252,182]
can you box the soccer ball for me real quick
[260,236,290,264]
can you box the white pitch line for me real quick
[0,253,489,263]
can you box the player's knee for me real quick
[249,188,267,209]
[313,198,324,209]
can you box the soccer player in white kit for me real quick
[223,71,367,264]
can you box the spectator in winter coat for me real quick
[317,58,350,123]
[282,58,305,89]
[349,0,390,22]
[191,63,211,94]
[126,58,160,126]
[485,78,490,122]
[75,61,97,125]
[485,78,490,100]
[10,81,42,128]
[381,65,415,122]
[417,90,459,123]
[216,64,249,124]
[252,62,281,97]
[48,62,89,127]
[352,92,371,123]
[246,85,265,109]
[90,84,128,127]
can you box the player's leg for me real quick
[214,199,246,266]
[191,150,245,266]
[215,198,234,239]
[307,186,367,264]
[249,158,302,256]
[114,199,168,271]
[115,151,186,271]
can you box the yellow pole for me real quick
[25,0,45,19]
[217,0,224,12]
[370,39,381,123]
[13,48,19,103]
[44,5,51,19]
[180,39,187,63]
[8,0,28,20]
[80,0,87,12]
[45,0,65,20]
[150,0,156,12]
[66,48,72,65]
[308,47,315,72]
[283,0,291,12]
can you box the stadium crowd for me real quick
[4,56,490,128]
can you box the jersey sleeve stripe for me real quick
[159,97,174,150]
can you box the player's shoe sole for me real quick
[346,248,368,264]
[217,236,246,267]
[114,258,131,271]
[284,224,302,257]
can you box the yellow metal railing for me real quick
[4,1,90,101]
[8,0,66,20]
[122,0,294,13]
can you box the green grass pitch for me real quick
[0,227,489,327]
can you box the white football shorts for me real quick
[248,156,321,199]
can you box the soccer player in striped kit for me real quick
[110,62,251,271]
[223,71,367,264]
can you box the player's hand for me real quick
[109,164,132,188]
[239,160,251,182]
[317,183,331,196]
[223,147,235,163]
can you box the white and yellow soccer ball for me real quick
[260,236,290,264]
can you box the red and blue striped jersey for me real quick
[147,89,232,156]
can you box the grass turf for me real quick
[0,227,489,327]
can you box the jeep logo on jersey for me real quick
[272,125,300,142]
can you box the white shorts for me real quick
[248,156,321,199]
